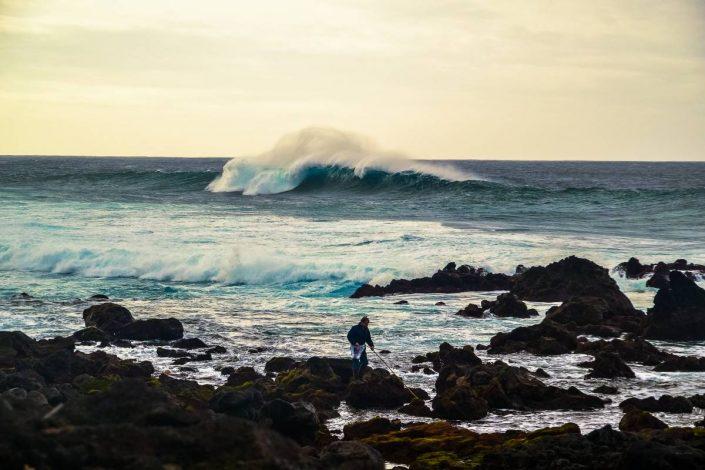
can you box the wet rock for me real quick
[654,355,705,372]
[171,338,208,349]
[351,263,512,298]
[619,410,668,432]
[689,394,705,408]
[393,300,409,305]
[455,303,484,318]
[512,256,636,314]
[487,293,538,318]
[226,366,266,387]
[209,388,263,420]
[12,292,33,300]
[206,345,227,354]
[576,337,667,366]
[346,369,413,409]
[488,320,578,355]
[275,357,346,417]
[533,368,550,378]
[416,342,482,371]
[156,347,191,358]
[82,303,134,334]
[343,416,402,440]
[115,318,184,341]
[642,271,705,340]
[319,441,385,470]
[546,295,643,336]
[578,352,635,379]
[379,349,390,354]
[260,399,320,446]
[398,398,433,417]
[265,356,298,373]
[620,395,693,413]
[593,385,619,395]
[435,301,446,306]
[71,327,109,343]
[433,360,603,420]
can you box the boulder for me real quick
[319,441,385,470]
[487,293,538,318]
[578,352,635,379]
[260,399,320,445]
[82,303,134,334]
[156,347,191,358]
[575,337,667,366]
[620,395,693,413]
[593,385,619,395]
[398,398,433,417]
[346,369,413,409]
[171,338,208,349]
[654,355,705,372]
[209,388,264,420]
[488,320,578,355]
[115,318,184,341]
[343,417,401,440]
[72,327,109,343]
[455,303,484,318]
[417,342,482,372]
[265,356,298,373]
[619,410,668,432]
[642,271,705,340]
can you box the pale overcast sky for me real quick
[1,0,704,160]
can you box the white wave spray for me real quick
[207,127,474,195]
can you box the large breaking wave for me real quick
[207,127,475,195]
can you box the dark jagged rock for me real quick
[593,385,619,395]
[351,262,512,298]
[71,326,109,343]
[206,345,227,354]
[82,302,134,334]
[115,318,184,341]
[488,320,578,355]
[415,342,482,372]
[398,398,433,417]
[346,369,414,409]
[209,388,264,420]
[265,356,298,373]
[533,368,550,378]
[343,417,401,440]
[620,395,693,413]
[511,256,635,314]
[156,347,192,358]
[274,357,347,417]
[226,366,265,387]
[545,296,643,336]
[616,257,705,280]
[486,293,538,318]
[578,352,635,379]
[654,355,705,372]
[171,337,208,349]
[432,360,603,420]
[393,299,409,305]
[576,337,668,366]
[642,271,705,340]
[619,410,668,432]
[319,441,385,470]
[455,303,484,318]
[260,399,320,445]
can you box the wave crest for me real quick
[207,127,474,195]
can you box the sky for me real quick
[1,0,704,161]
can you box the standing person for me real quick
[347,316,374,379]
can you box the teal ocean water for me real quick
[1,150,704,432]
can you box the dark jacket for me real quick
[347,323,373,348]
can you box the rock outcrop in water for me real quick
[616,257,705,285]
[641,270,705,341]
[81,302,184,341]
[432,359,604,420]
[487,320,578,355]
[350,262,512,298]
[483,292,538,318]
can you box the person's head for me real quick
[360,316,370,327]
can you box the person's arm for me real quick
[365,329,374,349]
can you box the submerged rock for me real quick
[642,271,705,341]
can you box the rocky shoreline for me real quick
[3,255,705,468]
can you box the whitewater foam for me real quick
[207,127,474,195]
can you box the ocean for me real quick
[1,152,704,433]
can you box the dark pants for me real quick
[352,350,368,378]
